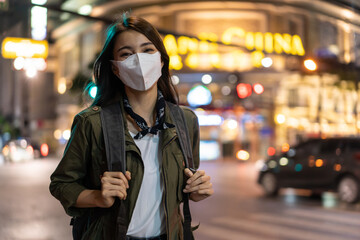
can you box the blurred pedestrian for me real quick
[50,15,213,240]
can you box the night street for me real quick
[1,158,360,240]
[2,0,360,239]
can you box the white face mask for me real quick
[111,51,162,91]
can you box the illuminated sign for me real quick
[31,1,47,40]
[200,140,220,161]
[1,37,48,59]
[13,57,47,71]
[164,27,305,70]
[196,113,223,126]
[187,85,212,107]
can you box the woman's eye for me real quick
[120,52,132,58]
[144,48,155,53]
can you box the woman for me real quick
[50,16,214,240]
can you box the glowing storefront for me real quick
[52,1,360,161]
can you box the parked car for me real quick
[257,137,360,203]
[2,139,34,163]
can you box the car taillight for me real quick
[267,147,276,156]
[40,143,49,157]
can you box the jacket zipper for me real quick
[161,135,177,240]
[161,165,169,239]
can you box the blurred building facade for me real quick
[0,0,57,152]
[3,0,360,160]
[48,0,360,161]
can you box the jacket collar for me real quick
[117,99,141,154]
[117,98,177,153]
[160,103,177,149]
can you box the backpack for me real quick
[72,101,195,240]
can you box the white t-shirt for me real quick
[126,132,166,238]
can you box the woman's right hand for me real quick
[96,171,131,208]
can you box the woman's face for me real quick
[112,30,158,61]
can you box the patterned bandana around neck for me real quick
[123,90,175,139]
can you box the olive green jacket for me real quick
[49,102,200,240]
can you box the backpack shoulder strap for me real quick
[166,101,196,240]
[166,102,195,171]
[99,103,126,173]
[99,102,128,239]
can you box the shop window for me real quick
[355,33,360,67]
[295,140,321,160]
[288,88,298,107]
[63,50,71,77]
[317,21,338,58]
[81,32,97,72]
[62,49,78,78]
[289,19,298,36]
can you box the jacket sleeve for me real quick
[49,114,91,217]
[182,108,200,170]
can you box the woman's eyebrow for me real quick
[140,42,154,47]
[116,42,154,52]
[116,46,132,52]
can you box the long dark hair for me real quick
[92,16,178,106]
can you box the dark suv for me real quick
[257,137,360,203]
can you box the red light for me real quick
[253,83,264,94]
[40,143,49,157]
[236,83,252,98]
[267,147,276,156]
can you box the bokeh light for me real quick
[236,150,250,161]
[201,74,212,84]
[267,147,276,156]
[304,59,317,71]
[261,57,273,68]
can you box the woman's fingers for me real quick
[185,170,205,184]
[183,168,213,196]
[197,187,214,195]
[184,168,194,178]
[125,171,131,180]
[102,176,128,188]
[184,180,212,193]
[103,189,127,200]
[103,171,130,188]
[102,182,127,192]
[101,183,128,200]
[101,171,131,200]
[188,175,211,188]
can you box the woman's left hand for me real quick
[183,168,214,202]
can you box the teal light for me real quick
[295,163,303,172]
[89,86,97,99]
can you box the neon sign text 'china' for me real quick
[164,27,305,70]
